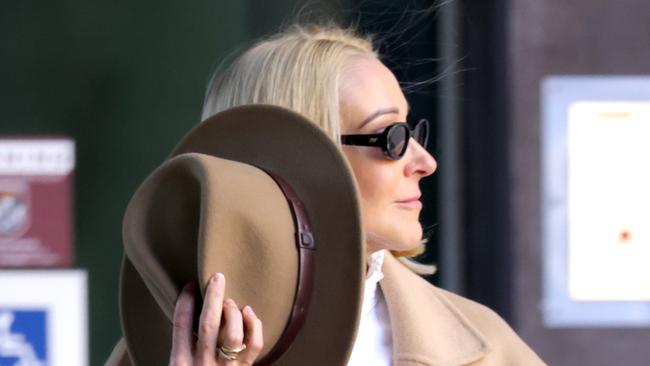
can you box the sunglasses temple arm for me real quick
[340,135,384,147]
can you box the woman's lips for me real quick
[395,196,422,208]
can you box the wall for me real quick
[508,1,650,364]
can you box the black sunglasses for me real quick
[340,119,429,160]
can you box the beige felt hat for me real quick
[119,105,365,365]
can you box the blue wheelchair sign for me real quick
[0,309,47,366]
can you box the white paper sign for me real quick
[567,102,650,301]
[0,270,87,366]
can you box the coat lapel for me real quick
[380,253,490,366]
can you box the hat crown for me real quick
[123,154,298,358]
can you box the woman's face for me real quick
[339,56,437,254]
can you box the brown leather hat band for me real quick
[255,170,316,366]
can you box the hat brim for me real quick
[120,105,365,365]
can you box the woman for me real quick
[172,26,542,365]
[109,24,545,365]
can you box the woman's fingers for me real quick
[223,299,245,347]
[170,274,264,365]
[196,273,226,364]
[216,298,245,362]
[239,306,264,364]
[170,283,196,365]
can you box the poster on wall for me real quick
[0,270,87,366]
[567,102,650,301]
[0,138,74,267]
[542,76,650,327]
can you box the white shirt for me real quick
[347,250,393,365]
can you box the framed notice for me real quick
[542,76,650,327]
[0,137,75,267]
[0,270,87,365]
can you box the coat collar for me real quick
[379,253,490,366]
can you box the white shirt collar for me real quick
[348,249,392,366]
[362,250,385,315]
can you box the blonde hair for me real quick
[202,24,434,275]
[202,24,374,141]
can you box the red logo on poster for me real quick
[0,182,30,239]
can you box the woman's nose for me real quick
[404,138,437,177]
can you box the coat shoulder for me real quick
[433,286,514,337]
[432,287,546,365]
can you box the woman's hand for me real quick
[169,273,264,365]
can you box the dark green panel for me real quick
[1,1,250,364]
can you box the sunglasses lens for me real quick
[386,124,408,159]
[413,119,429,147]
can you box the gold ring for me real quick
[220,344,247,354]
[218,344,247,360]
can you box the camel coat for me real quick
[106,253,545,366]
[378,253,545,366]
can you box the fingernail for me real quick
[246,306,257,316]
[243,306,252,315]
[213,272,224,283]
